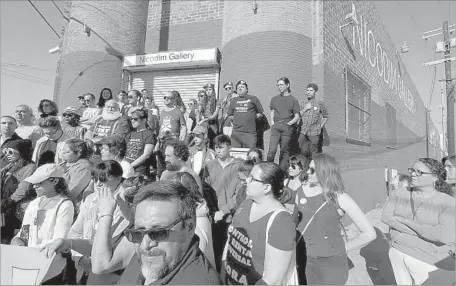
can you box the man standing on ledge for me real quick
[299,83,329,158]
[227,80,264,148]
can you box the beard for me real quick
[165,161,181,171]
[139,249,169,283]
[102,110,121,121]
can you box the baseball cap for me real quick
[24,164,65,184]
[192,125,207,135]
[62,106,80,116]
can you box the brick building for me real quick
[55,0,442,212]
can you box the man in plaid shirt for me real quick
[298,83,328,158]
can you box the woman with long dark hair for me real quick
[222,162,296,285]
[172,90,186,114]
[1,139,36,243]
[198,83,220,147]
[97,88,113,109]
[296,154,375,285]
[219,81,237,136]
[382,158,455,285]
[38,99,59,119]
[285,154,309,191]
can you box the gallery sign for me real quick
[123,48,219,68]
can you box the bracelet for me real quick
[98,214,113,222]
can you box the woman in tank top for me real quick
[222,162,296,285]
[295,154,376,285]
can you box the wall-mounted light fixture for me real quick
[83,23,91,37]
[340,3,359,31]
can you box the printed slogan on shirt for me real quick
[225,225,255,285]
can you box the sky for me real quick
[0,0,455,134]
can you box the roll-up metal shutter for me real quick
[130,68,218,108]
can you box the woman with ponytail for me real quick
[382,158,456,285]
[222,162,296,285]
[296,154,375,285]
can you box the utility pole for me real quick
[440,81,446,154]
[425,108,430,157]
[422,21,456,156]
[443,22,455,156]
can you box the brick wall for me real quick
[55,1,149,108]
[145,0,223,52]
[220,1,313,151]
[313,0,432,211]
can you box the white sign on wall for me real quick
[123,48,218,68]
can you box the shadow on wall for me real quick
[359,227,397,285]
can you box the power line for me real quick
[1,68,52,84]
[1,72,53,86]
[51,0,66,19]
[427,66,437,108]
[27,0,60,39]
[1,63,55,72]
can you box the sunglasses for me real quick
[124,218,185,243]
[62,113,74,117]
[164,96,173,100]
[408,168,434,177]
[2,149,19,156]
[130,117,141,121]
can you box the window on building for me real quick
[386,103,397,148]
[345,68,372,146]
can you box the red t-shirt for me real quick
[224,199,295,285]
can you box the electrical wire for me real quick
[1,68,52,84]
[27,0,60,38]
[51,0,66,19]
[1,71,53,86]
[427,66,437,109]
[1,63,55,72]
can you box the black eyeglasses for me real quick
[124,217,185,243]
[164,96,173,100]
[62,113,74,117]
[408,168,434,177]
[224,87,232,91]
[246,175,264,184]
[130,117,141,121]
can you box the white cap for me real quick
[24,164,65,184]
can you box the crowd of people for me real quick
[0,77,455,285]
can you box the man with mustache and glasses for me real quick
[89,181,221,285]
[85,100,131,142]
